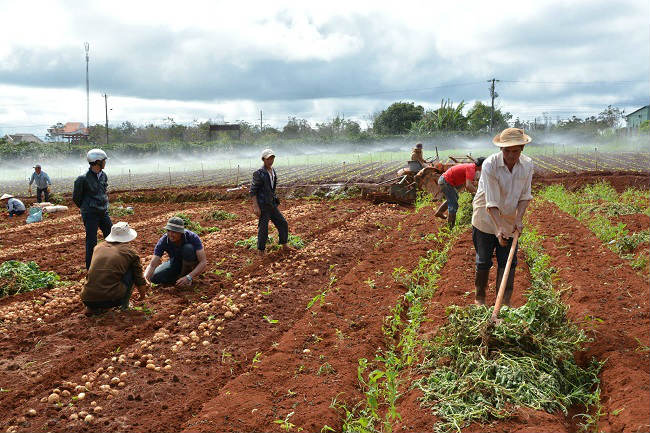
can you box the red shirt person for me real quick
[434,158,485,229]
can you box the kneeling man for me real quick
[145,216,207,287]
[81,222,147,315]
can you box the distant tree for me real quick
[639,120,649,133]
[597,105,625,128]
[373,102,424,134]
[411,99,467,133]
[282,117,313,138]
[466,101,512,132]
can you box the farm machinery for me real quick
[361,153,476,206]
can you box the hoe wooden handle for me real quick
[491,231,519,323]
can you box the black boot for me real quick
[496,267,516,307]
[474,269,490,305]
[448,212,457,230]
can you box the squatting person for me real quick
[250,148,289,256]
[81,222,147,315]
[29,164,52,203]
[472,128,533,307]
[73,149,112,270]
[144,216,207,287]
[434,157,485,229]
[1,194,26,217]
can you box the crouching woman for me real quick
[81,222,147,315]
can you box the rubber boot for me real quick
[496,267,516,307]
[448,212,457,230]
[474,269,490,305]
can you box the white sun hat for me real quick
[1,193,14,200]
[492,128,532,147]
[261,148,275,160]
[105,221,138,243]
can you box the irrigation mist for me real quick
[0,132,644,185]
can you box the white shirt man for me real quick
[471,128,534,308]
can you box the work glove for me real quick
[28,187,32,196]
[47,186,51,193]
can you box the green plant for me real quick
[235,234,306,251]
[415,191,435,212]
[173,213,220,235]
[317,362,336,376]
[208,209,237,220]
[274,412,297,431]
[131,304,155,316]
[0,260,60,297]
[263,315,278,324]
[108,205,134,217]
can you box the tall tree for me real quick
[373,102,424,134]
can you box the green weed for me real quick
[0,260,59,297]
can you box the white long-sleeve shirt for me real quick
[471,151,534,234]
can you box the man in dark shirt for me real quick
[73,148,112,270]
[81,222,147,315]
[144,216,208,287]
[249,149,289,256]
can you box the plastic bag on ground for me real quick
[26,207,43,224]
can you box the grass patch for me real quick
[108,205,134,217]
[0,261,60,297]
[207,209,237,220]
[172,213,220,235]
[415,191,436,212]
[412,227,601,433]
[235,234,306,250]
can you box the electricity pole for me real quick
[487,78,500,133]
[260,110,263,133]
[85,42,90,129]
[104,94,109,145]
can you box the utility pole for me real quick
[487,78,500,133]
[260,110,263,133]
[85,42,90,129]
[104,94,109,145]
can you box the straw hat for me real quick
[261,148,275,160]
[0,193,13,200]
[492,128,532,147]
[105,221,137,243]
[164,216,186,233]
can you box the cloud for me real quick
[0,0,647,135]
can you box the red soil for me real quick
[1,173,648,433]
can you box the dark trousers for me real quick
[83,270,134,310]
[472,226,518,271]
[257,204,288,251]
[36,188,50,203]
[82,211,113,270]
[151,244,198,285]
[9,210,25,217]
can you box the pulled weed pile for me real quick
[413,228,601,433]
[108,205,134,217]
[235,234,306,250]
[0,260,60,298]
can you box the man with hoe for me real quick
[471,128,533,307]
[144,216,208,287]
[81,221,147,315]
[73,149,112,270]
[29,164,52,203]
[250,149,290,256]
[434,157,485,229]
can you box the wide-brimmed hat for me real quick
[261,148,275,160]
[415,142,423,149]
[165,216,186,233]
[492,128,532,147]
[105,221,137,243]
[0,193,13,200]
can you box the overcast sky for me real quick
[0,0,648,137]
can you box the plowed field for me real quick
[1,173,648,433]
